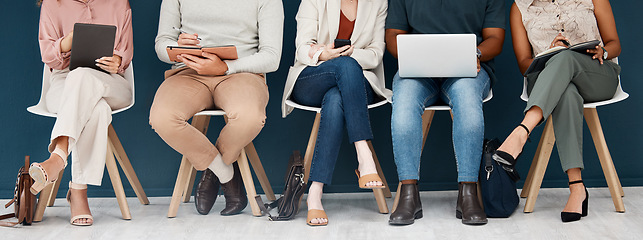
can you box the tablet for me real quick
[69,23,117,74]
[166,45,238,62]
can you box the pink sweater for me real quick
[38,0,133,74]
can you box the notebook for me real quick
[525,40,601,75]
[397,34,478,78]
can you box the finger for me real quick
[182,58,200,71]
[96,62,117,74]
[178,38,200,46]
[179,33,198,40]
[201,51,221,61]
[180,54,205,64]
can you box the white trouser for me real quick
[46,67,132,186]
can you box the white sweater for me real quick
[154,0,284,74]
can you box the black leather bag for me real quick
[478,139,520,218]
[1,156,37,227]
[255,151,307,221]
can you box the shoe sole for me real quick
[456,210,488,225]
[388,210,423,225]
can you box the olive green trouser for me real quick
[526,51,620,171]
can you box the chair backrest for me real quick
[520,58,628,108]
[27,64,135,117]
[424,88,494,111]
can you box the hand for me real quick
[178,52,228,76]
[549,33,570,49]
[319,43,351,61]
[586,45,605,64]
[178,33,200,47]
[60,31,74,53]
[477,58,481,73]
[308,44,325,58]
[95,54,122,74]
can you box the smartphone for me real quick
[334,39,351,49]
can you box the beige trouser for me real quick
[149,67,268,170]
[46,67,132,185]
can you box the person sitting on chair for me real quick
[281,0,392,226]
[494,0,621,223]
[30,0,134,226]
[386,0,505,226]
[149,0,283,216]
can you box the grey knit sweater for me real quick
[155,0,284,74]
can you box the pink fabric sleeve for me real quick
[38,5,70,70]
[114,8,134,74]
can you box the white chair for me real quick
[519,59,628,213]
[28,64,149,221]
[167,110,276,218]
[391,90,493,212]
[285,99,392,214]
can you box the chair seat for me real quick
[285,98,389,113]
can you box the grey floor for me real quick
[2,187,642,240]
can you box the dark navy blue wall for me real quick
[1,0,641,198]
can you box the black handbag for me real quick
[478,139,520,218]
[255,151,307,221]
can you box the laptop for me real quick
[397,34,477,78]
[69,23,117,74]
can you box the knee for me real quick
[66,67,101,86]
[149,104,183,133]
[226,109,266,129]
[548,50,578,65]
[329,56,362,75]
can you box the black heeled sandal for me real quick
[561,180,589,223]
[493,124,531,166]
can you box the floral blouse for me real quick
[515,0,603,56]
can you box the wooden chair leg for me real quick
[303,113,321,183]
[520,151,540,198]
[105,143,131,220]
[33,182,56,222]
[392,182,402,213]
[168,156,193,218]
[236,149,262,216]
[182,167,198,203]
[245,143,276,201]
[584,108,625,212]
[47,170,64,207]
[368,141,391,198]
[108,124,150,205]
[523,117,556,213]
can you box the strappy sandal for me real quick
[355,170,385,189]
[306,209,328,226]
[67,181,93,226]
[29,148,67,194]
[492,124,531,167]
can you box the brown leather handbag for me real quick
[1,156,37,227]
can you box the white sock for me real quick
[207,154,234,183]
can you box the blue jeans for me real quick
[291,56,375,184]
[391,69,490,182]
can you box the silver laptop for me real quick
[397,34,477,78]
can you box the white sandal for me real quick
[29,148,67,194]
[67,181,93,226]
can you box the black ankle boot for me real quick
[195,168,220,215]
[220,162,247,216]
[389,183,422,225]
[456,182,488,225]
[561,180,589,223]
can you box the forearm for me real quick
[385,29,406,59]
[478,28,505,62]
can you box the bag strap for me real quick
[0,213,18,227]
[255,196,284,221]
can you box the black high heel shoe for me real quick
[561,180,589,223]
[493,124,531,166]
